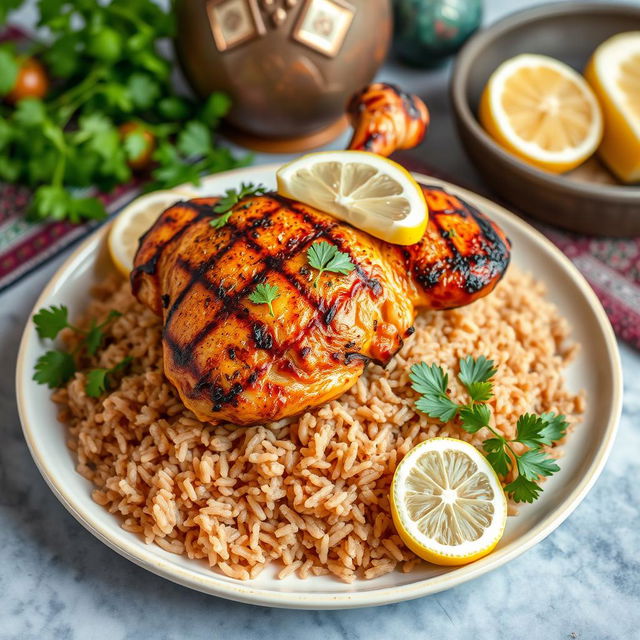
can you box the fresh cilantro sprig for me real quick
[33,350,76,388]
[248,283,280,317]
[209,182,267,229]
[32,304,130,396]
[409,356,568,503]
[0,1,247,223]
[306,241,355,288]
[85,357,133,398]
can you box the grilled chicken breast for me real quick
[132,185,510,426]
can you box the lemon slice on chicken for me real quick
[480,54,603,173]
[276,151,428,245]
[390,437,507,566]
[108,189,197,276]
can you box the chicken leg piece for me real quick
[131,86,510,426]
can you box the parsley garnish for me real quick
[33,305,72,339]
[0,1,246,224]
[32,304,129,395]
[248,283,280,317]
[85,357,133,398]
[306,241,355,288]
[409,356,568,503]
[33,350,76,388]
[209,182,267,229]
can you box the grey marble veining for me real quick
[2,1,639,638]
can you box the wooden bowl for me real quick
[451,2,640,236]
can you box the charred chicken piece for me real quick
[132,185,510,426]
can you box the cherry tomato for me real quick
[5,57,49,104]
[119,122,156,171]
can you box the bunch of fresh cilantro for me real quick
[409,356,569,503]
[0,0,247,223]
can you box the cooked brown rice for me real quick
[53,267,583,583]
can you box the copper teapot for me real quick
[174,0,392,151]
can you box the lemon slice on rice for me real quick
[108,189,196,276]
[390,437,507,566]
[480,54,603,174]
[276,150,428,245]
[584,32,640,183]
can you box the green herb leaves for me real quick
[0,1,245,224]
[458,355,497,402]
[409,356,568,503]
[33,349,76,388]
[248,283,280,317]
[0,46,18,95]
[408,363,458,422]
[32,304,130,397]
[209,182,267,229]
[85,357,133,398]
[33,304,70,339]
[306,241,355,288]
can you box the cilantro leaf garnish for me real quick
[33,305,70,339]
[85,310,122,356]
[516,449,560,480]
[482,438,512,477]
[409,355,567,503]
[306,241,355,288]
[458,355,497,402]
[248,283,280,317]
[32,305,128,396]
[209,182,267,228]
[538,412,569,444]
[503,475,542,504]
[458,403,491,433]
[33,350,76,388]
[85,368,109,398]
[85,356,132,398]
[409,363,458,422]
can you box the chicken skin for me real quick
[131,185,510,426]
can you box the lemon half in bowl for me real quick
[585,31,640,183]
[480,53,603,174]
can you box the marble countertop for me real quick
[3,1,639,638]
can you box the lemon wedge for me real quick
[480,54,603,173]
[584,32,640,183]
[390,437,507,566]
[108,189,196,276]
[276,150,428,245]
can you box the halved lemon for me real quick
[276,150,428,245]
[584,32,640,183]
[480,54,603,173]
[108,189,196,276]
[390,437,507,566]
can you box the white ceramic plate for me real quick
[16,165,622,609]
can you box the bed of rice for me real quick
[53,266,584,583]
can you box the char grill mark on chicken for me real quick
[131,185,510,426]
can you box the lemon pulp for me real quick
[480,54,603,173]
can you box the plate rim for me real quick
[15,166,623,609]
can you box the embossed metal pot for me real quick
[174,0,392,151]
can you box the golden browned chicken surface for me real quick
[131,185,510,426]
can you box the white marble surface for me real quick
[2,0,639,638]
